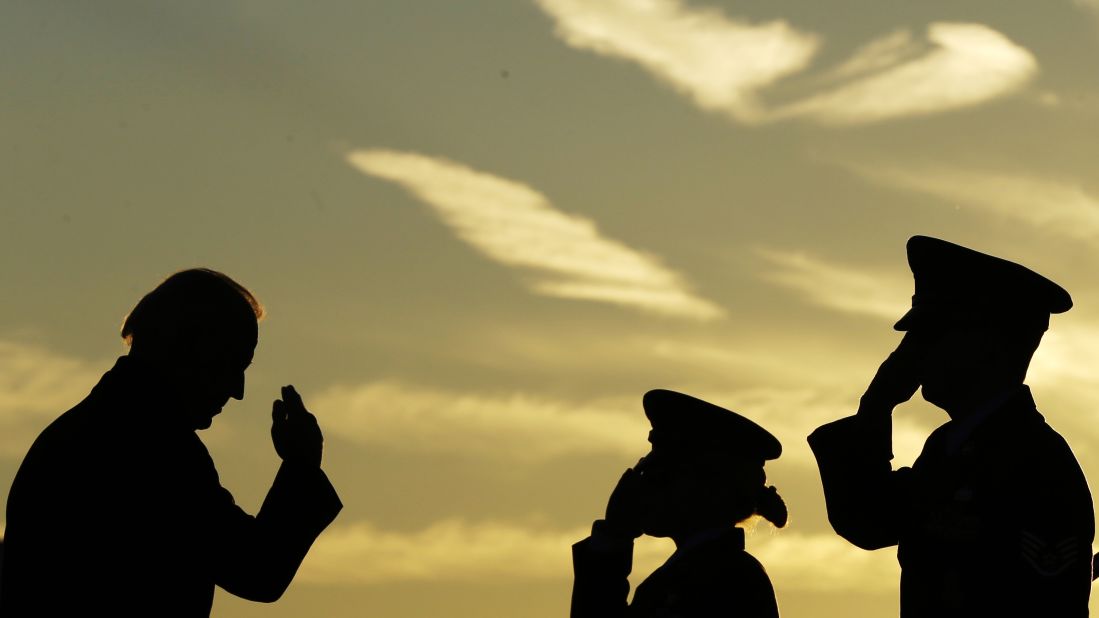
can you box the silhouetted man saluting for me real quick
[1,269,342,616]
[809,237,1093,617]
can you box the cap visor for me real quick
[893,308,917,331]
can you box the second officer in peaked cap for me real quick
[809,236,1093,618]
[572,389,788,618]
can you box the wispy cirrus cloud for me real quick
[533,0,818,123]
[756,249,910,321]
[848,164,1099,241]
[812,30,921,85]
[309,376,934,468]
[772,23,1037,125]
[347,149,723,320]
[0,341,102,457]
[535,0,1037,125]
[299,518,897,592]
[298,519,582,583]
[311,381,648,462]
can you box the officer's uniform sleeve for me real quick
[204,460,343,602]
[807,415,912,550]
[571,520,634,618]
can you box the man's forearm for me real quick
[571,521,635,618]
[809,415,904,550]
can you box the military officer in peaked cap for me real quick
[809,236,1093,617]
[572,389,789,618]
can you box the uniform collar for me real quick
[668,526,745,565]
[944,385,1037,454]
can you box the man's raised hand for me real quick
[859,332,924,417]
[271,385,323,468]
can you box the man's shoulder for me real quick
[18,383,218,485]
[987,399,1075,456]
[18,391,107,466]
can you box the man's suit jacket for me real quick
[809,386,1093,617]
[0,357,343,616]
[572,526,779,617]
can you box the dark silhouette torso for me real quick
[1,357,342,617]
[572,527,779,618]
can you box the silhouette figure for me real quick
[809,236,1093,617]
[0,269,343,617]
[571,389,787,618]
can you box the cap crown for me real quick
[642,389,781,462]
[894,236,1071,331]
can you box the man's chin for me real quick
[192,411,220,430]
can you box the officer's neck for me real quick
[937,378,1023,421]
[670,524,736,551]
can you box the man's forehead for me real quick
[214,327,257,364]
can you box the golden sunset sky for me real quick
[3,1,1099,616]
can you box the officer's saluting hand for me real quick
[600,465,645,542]
[857,331,924,418]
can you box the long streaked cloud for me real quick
[347,148,724,320]
[533,0,818,123]
[848,164,1099,241]
[0,340,103,457]
[535,0,1037,125]
[310,377,937,468]
[756,248,910,321]
[298,520,600,584]
[771,23,1037,125]
[298,518,897,592]
[311,381,648,462]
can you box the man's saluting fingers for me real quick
[271,385,324,468]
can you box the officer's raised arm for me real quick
[858,331,924,419]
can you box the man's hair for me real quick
[121,268,264,348]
